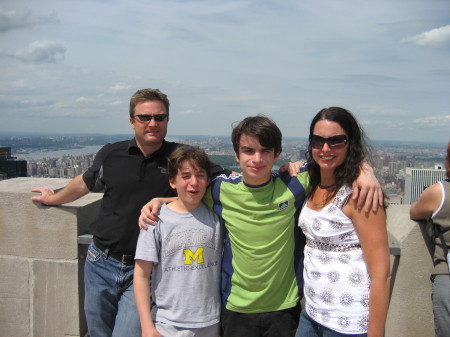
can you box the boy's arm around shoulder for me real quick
[139,197,178,229]
[352,162,384,213]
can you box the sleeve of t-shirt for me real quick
[82,143,111,192]
[135,225,160,263]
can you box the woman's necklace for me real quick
[319,183,336,189]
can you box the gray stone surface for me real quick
[386,205,434,337]
[33,260,80,337]
[0,258,30,337]
[0,177,101,337]
[0,177,101,260]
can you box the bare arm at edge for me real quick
[410,183,442,220]
[31,174,90,205]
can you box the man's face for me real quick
[235,134,279,186]
[130,100,168,148]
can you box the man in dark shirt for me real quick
[31,88,229,337]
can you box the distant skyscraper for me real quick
[403,167,446,204]
[0,147,27,180]
[299,149,307,160]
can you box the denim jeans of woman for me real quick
[295,310,367,337]
[84,242,142,337]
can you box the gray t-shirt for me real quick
[135,202,223,328]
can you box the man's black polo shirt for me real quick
[83,138,179,255]
[83,138,229,255]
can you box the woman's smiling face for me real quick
[311,119,349,173]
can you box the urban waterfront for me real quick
[2,133,448,204]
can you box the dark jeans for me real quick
[295,310,367,337]
[220,302,301,337]
[84,242,141,337]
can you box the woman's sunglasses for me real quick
[309,135,349,149]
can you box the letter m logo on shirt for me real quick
[183,248,204,265]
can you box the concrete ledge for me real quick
[33,260,80,337]
[386,205,434,337]
[0,257,30,337]
[0,177,102,337]
[0,177,102,260]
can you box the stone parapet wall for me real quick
[0,178,102,337]
[386,205,434,336]
[0,178,436,337]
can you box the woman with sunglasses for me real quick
[296,107,390,337]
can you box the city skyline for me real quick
[1,0,449,142]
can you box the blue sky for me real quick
[0,0,449,142]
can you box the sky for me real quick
[0,0,449,143]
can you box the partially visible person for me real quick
[31,88,229,337]
[134,145,222,337]
[296,107,391,337]
[140,114,384,337]
[410,141,450,337]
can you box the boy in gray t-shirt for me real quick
[134,145,222,337]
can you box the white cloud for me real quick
[109,83,131,93]
[412,114,450,127]
[177,109,195,115]
[0,7,57,32]
[356,105,409,117]
[11,40,66,63]
[402,25,450,47]
[76,97,94,103]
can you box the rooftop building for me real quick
[0,146,27,180]
[403,167,447,204]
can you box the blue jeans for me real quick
[84,242,142,337]
[295,310,367,337]
[431,274,450,337]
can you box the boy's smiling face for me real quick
[235,134,279,186]
[169,160,209,211]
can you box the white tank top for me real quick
[299,185,370,334]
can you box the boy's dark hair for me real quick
[129,88,170,117]
[167,145,213,180]
[231,115,282,155]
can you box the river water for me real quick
[15,145,103,160]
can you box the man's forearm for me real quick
[48,175,90,205]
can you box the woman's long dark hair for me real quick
[306,107,369,197]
